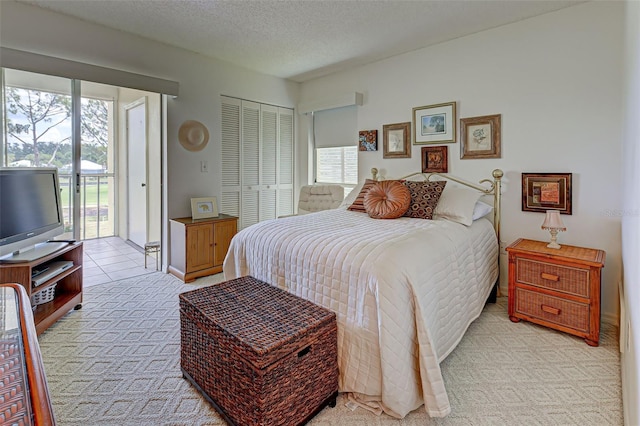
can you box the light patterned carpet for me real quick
[38,272,623,425]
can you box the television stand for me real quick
[0,242,83,335]
[0,241,71,263]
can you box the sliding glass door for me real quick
[1,68,116,240]
[79,81,116,240]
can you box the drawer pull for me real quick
[298,346,311,358]
[540,272,560,282]
[541,304,561,315]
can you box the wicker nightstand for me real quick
[506,238,605,346]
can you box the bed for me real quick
[223,169,503,418]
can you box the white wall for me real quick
[621,1,640,423]
[299,2,624,324]
[0,0,299,265]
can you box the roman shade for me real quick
[313,105,357,149]
[0,47,179,96]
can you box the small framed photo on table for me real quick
[383,122,411,158]
[191,197,219,219]
[521,173,572,214]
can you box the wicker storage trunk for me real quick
[179,276,339,426]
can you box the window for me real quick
[312,106,358,195]
[315,146,357,191]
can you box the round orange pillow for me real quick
[363,180,411,219]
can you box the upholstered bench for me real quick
[179,276,338,426]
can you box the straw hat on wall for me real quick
[178,120,209,152]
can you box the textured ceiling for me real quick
[18,0,583,82]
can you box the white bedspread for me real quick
[223,208,498,418]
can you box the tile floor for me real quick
[82,237,159,287]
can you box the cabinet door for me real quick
[186,223,214,273]
[213,220,238,266]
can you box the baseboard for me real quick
[602,312,619,326]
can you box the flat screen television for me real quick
[0,167,67,262]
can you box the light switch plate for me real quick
[201,160,208,172]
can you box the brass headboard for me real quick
[370,167,503,243]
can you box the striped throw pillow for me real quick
[347,179,378,213]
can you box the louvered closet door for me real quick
[220,97,241,217]
[221,96,294,229]
[260,105,278,221]
[241,101,261,229]
[278,107,294,217]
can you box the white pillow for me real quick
[472,201,493,221]
[434,185,482,226]
[339,182,364,208]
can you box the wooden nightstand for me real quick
[168,215,238,282]
[506,238,605,346]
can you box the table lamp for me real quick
[541,210,566,249]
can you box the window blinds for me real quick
[313,105,357,149]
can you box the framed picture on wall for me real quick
[383,122,411,158]
[359,130,378,151]
[521,173,572,214]
[412,102,456,144]
[421,146,448,173]
[460,114,501,159]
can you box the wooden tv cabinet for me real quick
[0,242,83,335]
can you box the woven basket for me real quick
[31,284,56,306]
[0,339,32,424]
[180,276,338,426]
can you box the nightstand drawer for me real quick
[515,258,589,297]
[515,288,589,332]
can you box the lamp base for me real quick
[547,228,561,249]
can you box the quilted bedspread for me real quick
[223,208,498,418]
